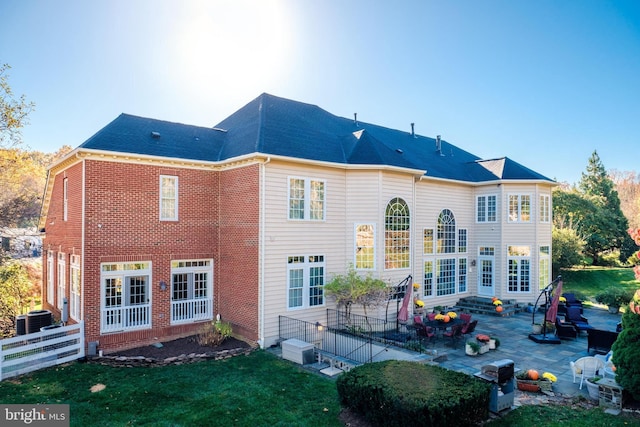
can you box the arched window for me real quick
[437,209,456,254]
[385,197,410,269]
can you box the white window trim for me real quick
[507,245,531,293]
[70,255,81,321]
[160,175,178,221]
[508,194,532,223]
[286,255,325,310]
[458,257,468,293]
[476,194,497,223]
[539,245,551,291]
[539,194,551,223]
[47,251,55,306]
[170,259,214,324]
[354,223,376,270]
[57,253,66,310]
[100,262,152,333]
[287,176,326,221]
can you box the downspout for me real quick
[258,156,271,348]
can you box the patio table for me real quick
[424,318,464,337]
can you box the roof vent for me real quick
[354,113,358,126]
[411,123,416,138]
[151,131,161,139]
[436,135,444,156]
[396,148,404,154]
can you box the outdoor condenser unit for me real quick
[281,339,315,365]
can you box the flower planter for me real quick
[585,379,600,400]
[532,324,542,334]
[489,339,496,350]
[465,344,479,356]
[479,343,490,354]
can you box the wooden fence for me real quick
[0,322,85,381]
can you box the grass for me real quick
[2,267,640,426]
[487,403,639,426]
[0,351,343,427]
[559,267,639,304]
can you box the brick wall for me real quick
[217,164,260,341]
[42,158,261,352]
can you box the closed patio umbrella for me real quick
[397,285,413,323]
[545,279,563,323]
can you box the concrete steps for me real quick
[454,296,522,317]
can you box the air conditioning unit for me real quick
[281,339,315,365]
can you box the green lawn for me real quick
[559,267,639,304]
[2,267,640,426]
[0,351,343,427]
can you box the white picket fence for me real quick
[0,322,85,381]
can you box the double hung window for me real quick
[354,224,375,269]
[288,177,325,220]
[476,195,497,222]
[508,194,531,222]
[160,175,178,221]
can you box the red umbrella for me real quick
[545,280,563,323]
[397,285,413,323]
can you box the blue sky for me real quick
[1,0,639,185]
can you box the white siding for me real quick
[257,159,554,346]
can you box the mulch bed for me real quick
[108,335,252,359]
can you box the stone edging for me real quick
[88,347,255,367]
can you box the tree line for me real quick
[552,150,640,274]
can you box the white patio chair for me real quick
[570,356,605,389]
[594,351,615,378]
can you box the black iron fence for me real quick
[278,309,431,365]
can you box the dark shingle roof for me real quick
[77,93,553,183]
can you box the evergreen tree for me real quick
[577,151,629,264]
[612,290,640,400]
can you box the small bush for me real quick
[197,320,232,347]
[595,287,634,308]
[336,360,491,426]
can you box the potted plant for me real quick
[595,288,634,314]
[585,376,602,400]
[465,340,481,356]
[476,334,490,353]
[532,323,543,334]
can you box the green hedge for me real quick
[336,360,492,426]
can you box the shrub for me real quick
[612,290,640,400]
[197,320,232,347]
[336,360,491,426]
[595,287,634,308]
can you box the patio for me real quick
[402,306,621,398]
[279,306,622,402]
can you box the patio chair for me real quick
[563,293,583,313]
[411,315,435,343]
[570,356,605,389]
[426,312,437,321]
[555,316,578,340]
[594,351,616,378]
[461,319,478,336]
[443,324,463,347]
[565,306,593,332]
[459,313,472,324]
